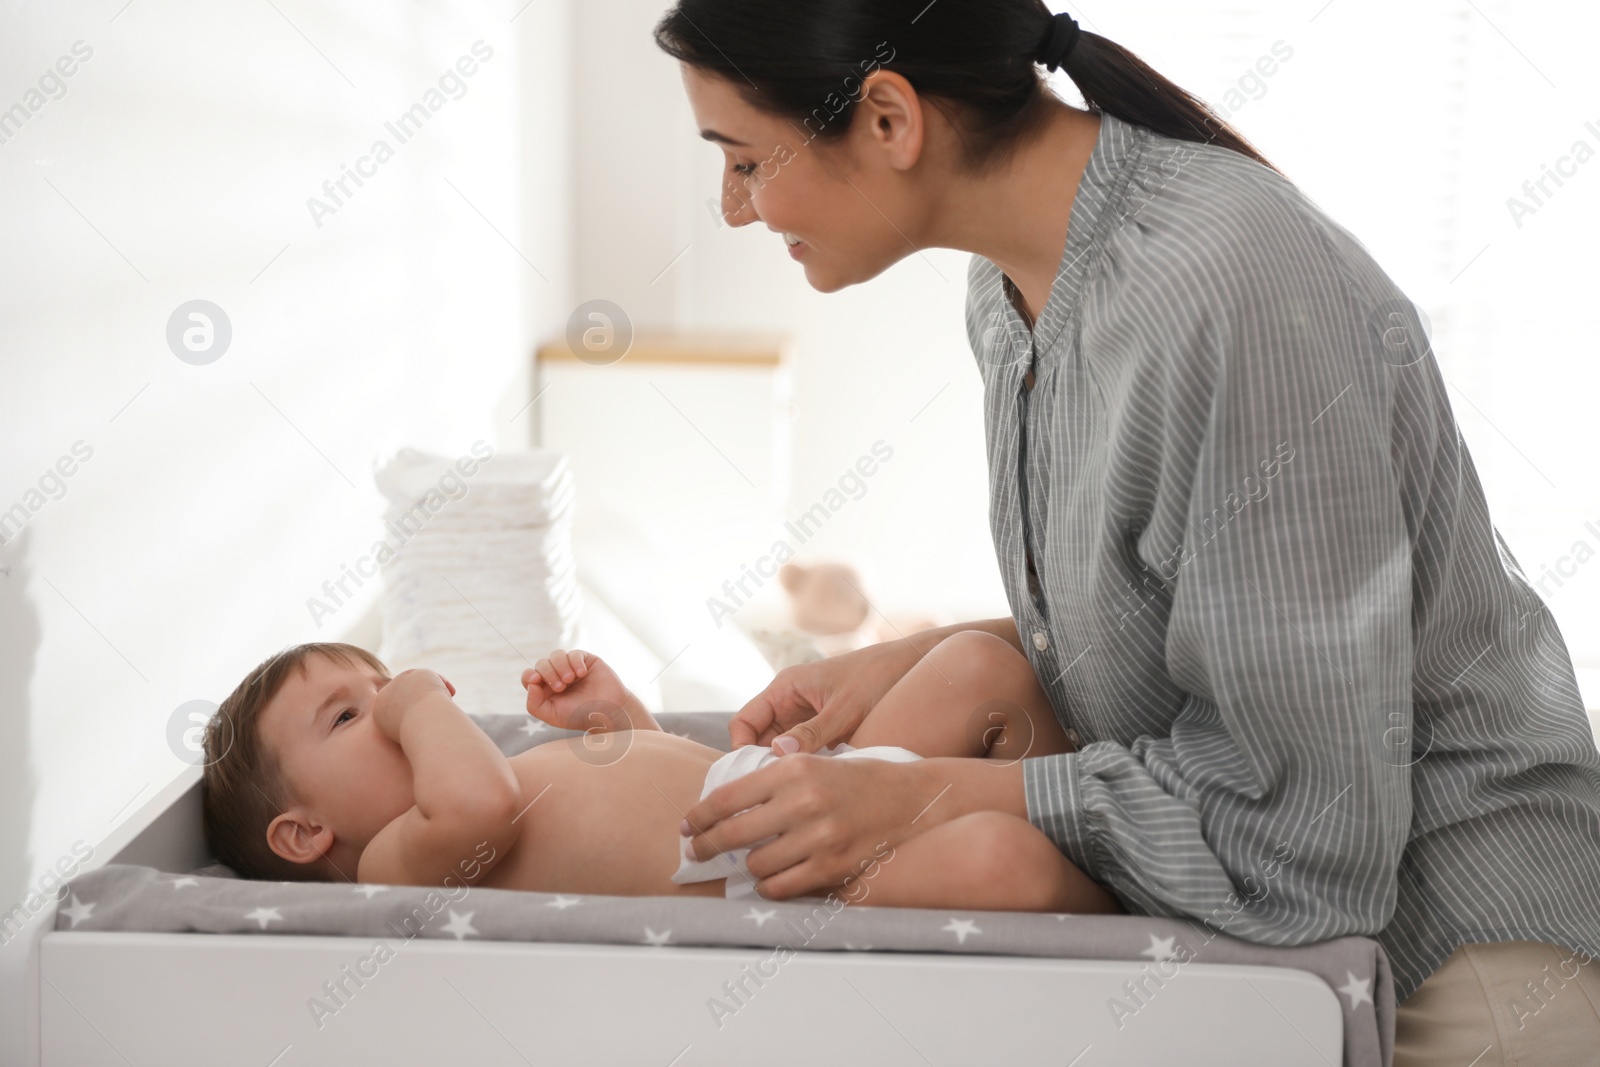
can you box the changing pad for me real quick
[58,713,1394,1066]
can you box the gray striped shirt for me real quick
[968,110,1600,1003]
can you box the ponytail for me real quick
[1058,28,1280,174]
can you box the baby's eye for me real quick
[334,708,355,726]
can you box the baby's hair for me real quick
[201,642,390,882]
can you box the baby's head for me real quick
[202,642,415,882]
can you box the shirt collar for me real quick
[1009,109,1149,354]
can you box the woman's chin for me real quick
[802,248,899,293]
[803,262,853,294]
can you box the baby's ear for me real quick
[266,810,333,867]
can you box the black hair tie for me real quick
[1036,11,1081,72]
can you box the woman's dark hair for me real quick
[654,0,1279,177]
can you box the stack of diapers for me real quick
[374,445,581,717]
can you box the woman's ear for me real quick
[266,809,334,867]
[853,69,925,172]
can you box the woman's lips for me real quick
[787,238,807,259]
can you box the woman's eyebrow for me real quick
[700,128,747,146]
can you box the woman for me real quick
[658,2,1600,1062]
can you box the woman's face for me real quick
[680,63,932,293]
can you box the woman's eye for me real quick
[732,162,756,176]
[334,708,354,727]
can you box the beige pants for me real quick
[1394,940,1600,1065]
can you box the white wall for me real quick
[0,0,570,912]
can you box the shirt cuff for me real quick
[1021,751,1103,883]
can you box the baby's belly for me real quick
[483,729,729,898]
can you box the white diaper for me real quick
[671,742,924,899]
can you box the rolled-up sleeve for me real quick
[1020,202,1416,945]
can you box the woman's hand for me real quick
[682,752,945,900]
[732,637,925,754]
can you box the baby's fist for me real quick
[373,668,456,739]
[522,650,652,733]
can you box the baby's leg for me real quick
[846,630,1076,759]
[818,810,1120,914]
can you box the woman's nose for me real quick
[721,184,758,227]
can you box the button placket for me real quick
[1015,353,1051,623]
[998,274,1074,746]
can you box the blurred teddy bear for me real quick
[777,561,943,658]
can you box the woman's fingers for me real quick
[771,687,870,754]
[697,776,890,900]
[741,814,841,886]
[737,651,905,755]
[772,697,854,754]
[730,666,833,750]
[682,803,791,883]
[751,857,846,902]
[686,753,934,901]
[681,759,792,858]
[728,689,781,749]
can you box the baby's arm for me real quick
[357,669,523,887]
[523,649,661,733]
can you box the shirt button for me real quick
[1032,630,1049,651]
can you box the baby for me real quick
[201,630,1118,914]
